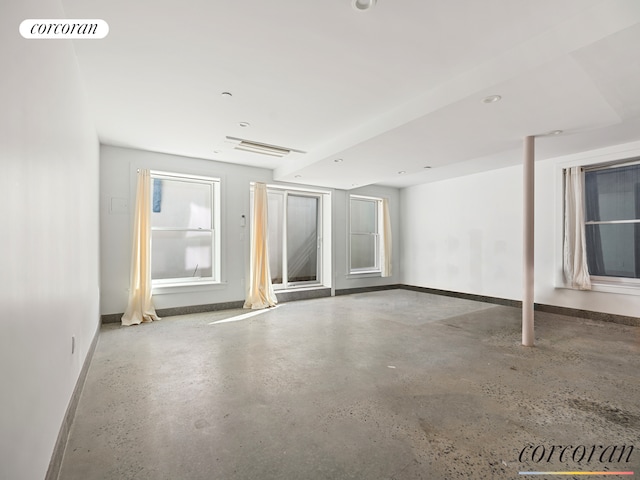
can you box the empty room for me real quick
[2,0,640,479]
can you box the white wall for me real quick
[0,0,101,478]
[401,141,640,318]
[402,167,523,300]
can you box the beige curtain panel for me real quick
[244,182,278,309]
[563,167,591,290]
[380,198,392,277]
[121,169,161,326]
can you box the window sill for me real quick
[590,280,640,296]
[152,281,226,295]
[557,280,640,297]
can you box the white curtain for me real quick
[121,169,161,326]
[563,167,591,290]
[380,198,392,277]
[244,183,278,309]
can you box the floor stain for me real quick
[569,398,640,427]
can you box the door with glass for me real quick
[267,191,321,288]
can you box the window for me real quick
[150,171,220,285]
[584,161,640,281]
[263,186,329,289]
[349,195,382,274]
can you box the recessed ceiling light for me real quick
[221,92,232,98]
[352,0,377,11]
[351,183,358,187]
[398,171,406,175]
[424,166,432,169]
[239,122,250,128]
[334,158,343,163]
[294,175,302,178]
[213,150,221,154]
[482,95,502,104]
[548,129,563,136]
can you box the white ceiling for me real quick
[61,0,640,189]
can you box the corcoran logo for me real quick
[519,444,634,464]
[19,19,109,39]
[518,444,635,476]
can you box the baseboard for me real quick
[399,284,522,308]
[100,312,123,324]
[534,303,640,327]
[275,287,331,302]
[101,284,639,327]
[335,284,404,296]
[156,301,245,319]
[400,284,639,327]
[101,301,245,324]
[101,288,333,324]
[45,320,100,480]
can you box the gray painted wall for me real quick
[333,186,402,291]
[100,146,401,315]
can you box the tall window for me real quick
[150,171,220,284]
[584,161,640,280]
[350,195,382,274]
[266,188,325,289]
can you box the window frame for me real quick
[582,159,640,287]
[348,194,383,275]
[559,155,640,295]
[252,183,331,292]
[149,170,221,287]
[271,189,323,289]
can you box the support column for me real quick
[522,136,535,346]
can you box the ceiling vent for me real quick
[225,136,305,158]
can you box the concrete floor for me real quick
[59,290,640,479]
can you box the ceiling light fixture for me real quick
[334,158,343,163]
[424,166,432,169]
[221,92,232,98]
[294,175,302,178]
[548,129,563,136]
[482,95,502,104]
[352,0,377,11]
[398,171,406,175]
[238,122,250,128]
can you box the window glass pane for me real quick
[350,197,380,272]
[585,164,640,222]
[151,178,212,229]
[267,192,284,285]
[151,231,213,280]
[586,224,640,278]
[351,199,377,233]
[287,195,318,283]
[351,234,377,270]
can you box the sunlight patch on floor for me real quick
[208,304,282,325]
